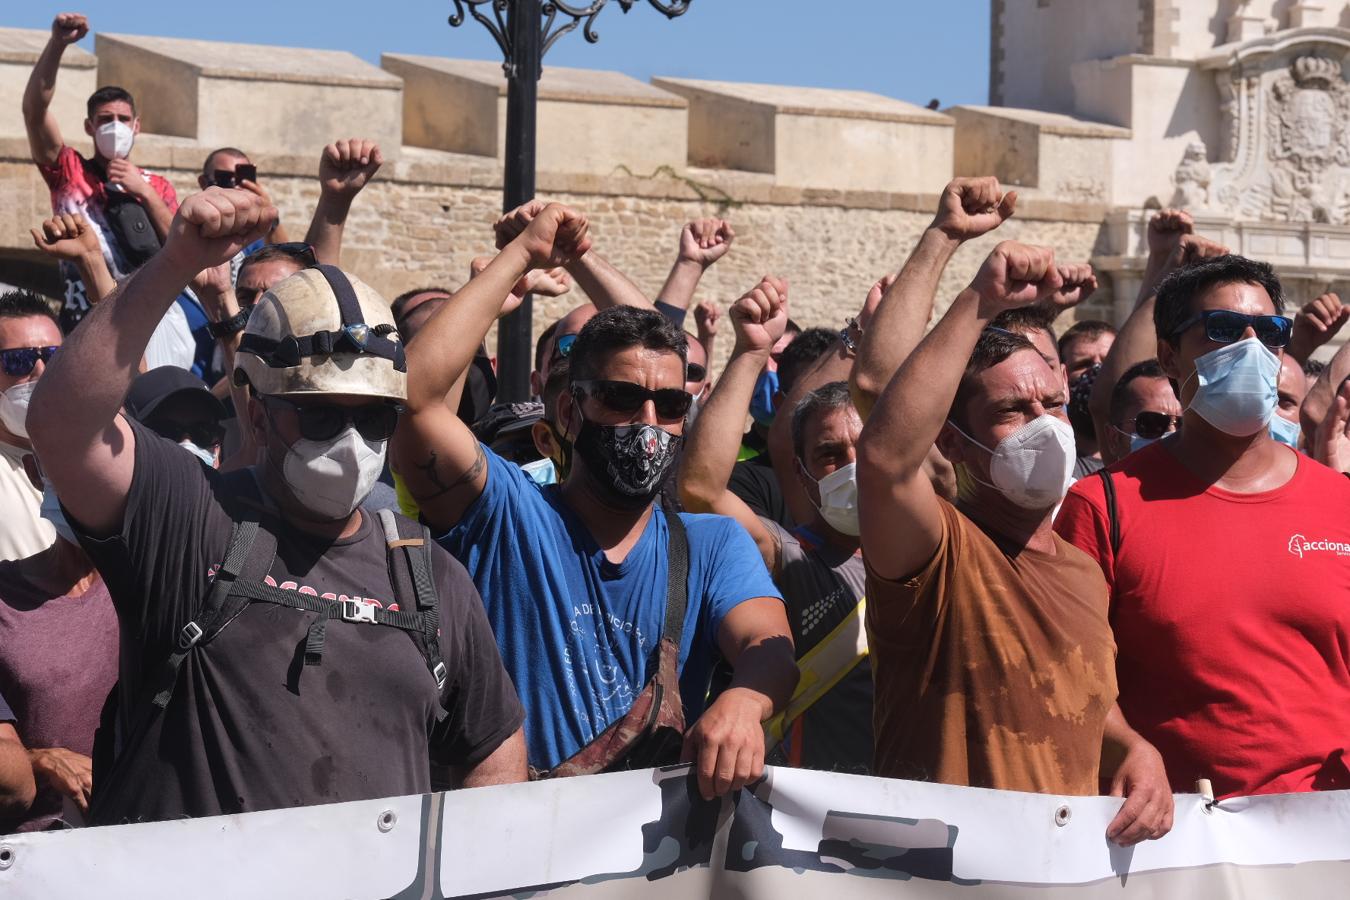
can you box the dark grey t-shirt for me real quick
[762,519,872,774]
[76,420,523,825]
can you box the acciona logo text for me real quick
[1287,534,1350,559]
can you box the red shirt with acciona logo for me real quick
[1055,440,1350,799]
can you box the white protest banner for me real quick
[3,765,1349,898]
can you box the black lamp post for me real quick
[449,0,693,402]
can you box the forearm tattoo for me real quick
[415,445,486,502]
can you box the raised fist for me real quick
[318,138,383,200]
[164,188,277,276]
[51,13,88,46]
[1288,291,1349,361]
[678,218,735,267]
[1172,233,1228,270]
[515,203,591,270]
[31,213,100,262]
[730,276,789,355]
[694,299,721,340]
[970,241,1061,311]
[1146,208,1194,257]
[932,177,1017,242]
[494,199,547,250]
[1040,263,1098,313]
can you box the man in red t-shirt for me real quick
[23,13,179,333]
[1057,253,1350,800]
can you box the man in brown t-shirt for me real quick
[855,236,1173,846]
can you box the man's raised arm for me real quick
[27,190,275,536]
[305,138,383,266]
[680,276,790,573]
[857,242,1061,581]
[654,218,734,323]
[23,13,86,167]
[496,200,653,311]
[851,177,1016,420]
[391,204,591,532]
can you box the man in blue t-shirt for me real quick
[392,202,797,798]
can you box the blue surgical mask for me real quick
[520,456,557,486]
[1184,337,1279,437]
[750,369,779,428]
[1129,433,1157,455]
[1269,414,1301,449]
[40,479,79,546]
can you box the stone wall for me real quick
[0,25,1117,379]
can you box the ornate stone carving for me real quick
[1203,49,1350,225]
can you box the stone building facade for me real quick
[2,7,1348,369]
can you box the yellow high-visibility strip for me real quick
[763,596,868,745]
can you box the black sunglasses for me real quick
[263,396,402,442]
[572,379,692,420]
[147,417,226,449]
[552,333,579,361]
[1171,310,1293,349]
[686,362,707,383]
[1128,411,1181,440]
[0,346,58,377]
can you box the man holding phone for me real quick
[197,148,292,248]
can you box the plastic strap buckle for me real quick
[178,621,204,650]
[432,661,447,691]
[340,598,377,624]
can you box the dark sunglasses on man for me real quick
[1124,410,1181,440]
[572,379,692,421]
[212,164,258,189]
[262,395,402,443]
[1170,309,1293,349]
[0,345,58,378]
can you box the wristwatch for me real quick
[208,308,250,339]
[839,317,862,355]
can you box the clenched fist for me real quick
[31,213,100,262]
[494,199,547,250]
[1288,291,1349,362]
[679,218,735,267]
[1039,263,1098,314]
[970,241,1061,311]
[932,177,1017,242]
[514,203,591,270]
[319,138,383,200]
[163,188,277,277]
[1146,208,1194,257]
[731,276,789,355]
[51,13,88,45]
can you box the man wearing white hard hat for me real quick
[28,187,526,825]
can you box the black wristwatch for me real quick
[208,308,250,339]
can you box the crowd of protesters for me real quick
[2,12,1349,847]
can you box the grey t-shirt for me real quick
[762,519,872,774]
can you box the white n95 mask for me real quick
[0,381,38,438]
[94,120,135,160]
[281,427,386,520]
[803,461,860,536]
[950,415,1077,510]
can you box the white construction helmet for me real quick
[234,265,407,401]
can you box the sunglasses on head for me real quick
[572,379,692,420]
[1127,411,1181,440]
[0,346,58,378]
[1171,309,1292,349]
[552,333,578,361]
[263,396,402,442]
[148,418,226,449]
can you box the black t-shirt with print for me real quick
[76,420,523,825]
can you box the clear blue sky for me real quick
[7,2,991,108]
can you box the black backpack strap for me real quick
[1095,468,1121,557]
[645,511,690,682]
[376,508,449,699]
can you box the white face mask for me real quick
[0,381,38,439]
[279,427,386,520]
[94,120,135,160]
[40,479,79,547]
[802,461,860,536]
[950,415,1077,510]
[1183,337,1279,437]
[179,439,218,468]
